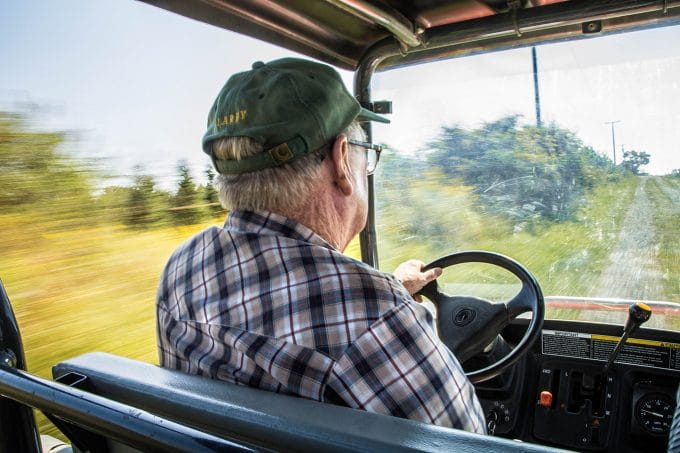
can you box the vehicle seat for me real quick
[53,352,564,452]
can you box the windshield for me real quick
[370,26,680,329]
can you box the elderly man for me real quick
[156,58,485,433]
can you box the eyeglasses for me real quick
[348,139,383,175]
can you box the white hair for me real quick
[211,121,366,213]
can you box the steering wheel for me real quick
[419,251,544,384]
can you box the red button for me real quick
[540,391,553,408]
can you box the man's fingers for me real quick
[423,267,442,282]
[394,260,443,298]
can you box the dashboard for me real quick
[474,319,680,452]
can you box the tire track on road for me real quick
[594,177,664,301]
[654,176,680,206]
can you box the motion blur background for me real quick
[1,0,679,438]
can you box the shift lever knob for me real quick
[623,302,652,334]
[604,302,652,374]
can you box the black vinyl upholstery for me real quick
[53,352,566,452]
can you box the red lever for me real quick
[539,391,553,408]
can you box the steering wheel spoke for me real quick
[420,251,544,383]
[436,294,509,364]
[506,283,535,318]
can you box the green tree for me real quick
[203,165,225,216]
[426,116,614,225]
[621,150,650,175]
[125,168,164,228]
[0,111,97,227]
[171,161,205,225]
[97,185,133,224]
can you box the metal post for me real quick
[0,280,41,453]
[532,47,542,126]
[605,120,621,164]
[356,64,379,268]
[354,41,399,269]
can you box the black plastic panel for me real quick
[479,319,680,452]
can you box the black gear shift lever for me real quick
[603,302,652,374]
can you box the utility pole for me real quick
[532,47,542,126]
[605,120,621,164]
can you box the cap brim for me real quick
[357,107,390,124]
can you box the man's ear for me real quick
[330,135,354,196]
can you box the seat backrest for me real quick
[53,352,563,452]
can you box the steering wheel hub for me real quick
[453,307,476,326]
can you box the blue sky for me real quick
[370,26,680,175]
[0,0,307,187]
[2,1,679,187]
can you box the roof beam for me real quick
[324,0,423,49]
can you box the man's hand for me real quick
[393,259,442,302]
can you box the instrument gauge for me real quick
[635,393,675,435]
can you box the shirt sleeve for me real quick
[325,300,487,434]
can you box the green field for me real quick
[0,215,363,438]
[1,174,678,438]
[0,219,208,436]
[3,104,679,442]
[646,177,680,300]
[0,176,665,374]
[378,176,640,296]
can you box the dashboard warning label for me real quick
[542,330,680,371]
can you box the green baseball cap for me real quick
[202,57,390,175]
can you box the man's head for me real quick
[202,58,389,249]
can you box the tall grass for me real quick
[1,174,676,440]
[0,216,225,437]
[646,177,680,300]
[1,213,364,439]
[377,176,641,300]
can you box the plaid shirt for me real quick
[156,210,485,433]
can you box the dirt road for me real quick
[594,177,665,301]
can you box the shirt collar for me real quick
[225,210,336,250]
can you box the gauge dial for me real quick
[635,393,675,435]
